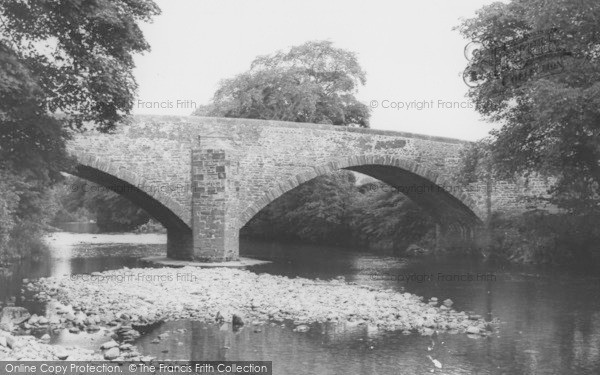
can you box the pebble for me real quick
[0,331,102,361]
[100,340,118,350]
[24,267,490,337]
[55,350,69,360]
[293,325,310,333]
[103,347,120,360]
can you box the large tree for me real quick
[0,0,159,255]
[457,0,600,214]
[194,40,370,127]
[1,0,160,172]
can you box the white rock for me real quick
[103,347,119,360]
[293,325,310,333]
[100,340,119,349]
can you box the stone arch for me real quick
[68,151,193,259]
[239,155,483,230]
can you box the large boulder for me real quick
[405,244,432,257]
[100,340,119,350]
[104,347,120,360]
[0,307,31,328]
[232,314,244,326]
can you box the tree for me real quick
[51,176,150,232]
[194,40,370,127]
[349,182,434,251]
[242,171,358,244]
[241,171,435,252]
[456,0,600,214]
[0,0,160,257]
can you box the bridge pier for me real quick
[191,146,239,262]
[166,229,193,260]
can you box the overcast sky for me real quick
[132,0,501,141]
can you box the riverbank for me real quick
[475,211,600,265]
[0,331,103,360]
[24,267,492,336]
[3,233,599,373]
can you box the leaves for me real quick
[457,0,600,214]
[194,40,370,127]
[0,0,160,131]
[0,0,159,257]
[51,175,150,232]
[242,172,434,250]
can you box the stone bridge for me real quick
[66,115,538,261]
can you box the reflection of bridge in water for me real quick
[67,115,545,261]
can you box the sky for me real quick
[132,0,502,141]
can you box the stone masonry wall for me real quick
[67,115,551,234]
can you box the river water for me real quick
[1,231,599,374]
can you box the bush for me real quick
[50,176,151,232]
[134,219,166,234]
[0,168,55,262]
[483,210,600,264]
[241,172,436,253]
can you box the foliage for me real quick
[133,219,166,234]
[455,140,495,185]
[242,172,435,252]
[0,170,21,255]
[51,175,151,232]
[456,0,600,215]
[242,171,358,244]
[349,183,435,250]
[0,168,60,261]
[86,187,150,232]
[0,0,159,259]
[194,41,370,127]
[0,0,160,131]
[484,210,600,265]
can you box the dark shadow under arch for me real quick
[239,155,483,231]
[70,165,190,234]
[67,151,193,259]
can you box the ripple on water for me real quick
[3,235,600,374]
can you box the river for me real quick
[1,231,599,374]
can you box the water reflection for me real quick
[0,234,599,374]
[54,222,100,234]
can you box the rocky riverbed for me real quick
[21,267,494,337]
[0,330,103,361]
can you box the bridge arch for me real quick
[68,151,193,259]
[239,155,483,231]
